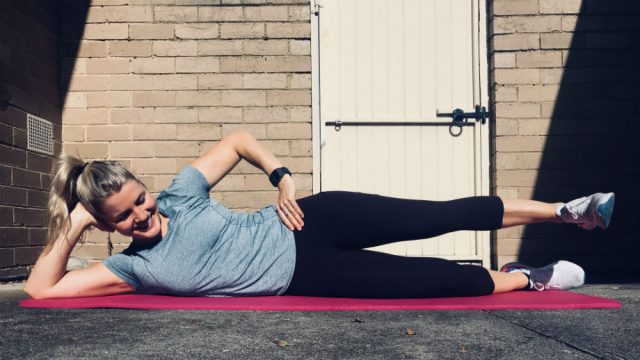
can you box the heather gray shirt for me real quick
[103,165,297,297]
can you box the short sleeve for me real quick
[103,253,143,290]
[155,165,211,218]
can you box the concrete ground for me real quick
[1,283,638,360]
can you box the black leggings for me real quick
[282,191,505,298]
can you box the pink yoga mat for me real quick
[19,290,620,311]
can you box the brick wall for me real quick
[59,0,313,262]
[489,0,640,279]
[0,1,62,277]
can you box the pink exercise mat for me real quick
[19,290,620,311]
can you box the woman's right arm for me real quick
[23,206,135,299]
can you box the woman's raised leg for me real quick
[500,198,563,228]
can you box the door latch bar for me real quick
[437,105,490,125]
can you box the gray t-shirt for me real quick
[103,165,297,297]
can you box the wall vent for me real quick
[27,113,54,155]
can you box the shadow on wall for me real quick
[519,1,640,282]
[59,1,90,111]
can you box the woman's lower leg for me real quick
[488,270,529,293]
[500,198,564,228]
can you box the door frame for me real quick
[309,0,492,267]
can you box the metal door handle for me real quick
[437,105,489,125]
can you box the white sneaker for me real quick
[557,192,615,230]
[501,260,586,291]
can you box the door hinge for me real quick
[311,0,321,16]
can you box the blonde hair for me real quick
[45,154,143,256]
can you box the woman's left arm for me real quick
[192,130,304,231]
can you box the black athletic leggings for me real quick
[281,191,505,298]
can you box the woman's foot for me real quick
[556,192,615,230]
[500,260,585,291]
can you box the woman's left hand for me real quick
[276,175,305,231]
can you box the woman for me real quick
[24,130,615,299]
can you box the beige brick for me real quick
[266,123,310,139]
[132,58,175,74]
[266,23,310,38]
[244,74,287,89]
[155,142,200,157]
[494,69,540,85]
[63,143,109,159]
[263,140,290,155]
[198,6,243,21]
[282,156,312,173]
[495,118,518,136]
[492,17,515,35]
[153,40,198,56]
[176,124,221,140]
[289,106,310,122]
[86,58,131,74]
[109,41,153,57]
[84,24,128,40]
[85,6,107,23]
[154,107,199,123]
[289,40,310,55]
[131,158,178,175]
[518,118,552,135]
[495,169,538,187]
[154,6,198,22]
[105,6,153,22]
[71,244,108,260]
[198,107,243,123]
[211,174,247,191]
[110,108,155,124]
[90,0,129,5]
[518,85,560,101]
[495,86,518,101]
[220,23,264,39]
[495,102,541,118]
[496,187,519,199]
[132,124,176,140]
[153,75,198,90]
[243,40,289,55]
[221,124,267,138]
[493,34,539,51]
[64,92,86,108]
[513,15,561,33]
[540,33,573,49]
[110,142,155,158]
[516,51,562,68]
[109,75,155,90]
[245,174,272,190]
[67,75,109,91]
[75,41,108,57]
[198,40,243,55]
[175,24,220,39]
[539,69,563,84]
[176,57,221,73]
[221,90,266,106]
[243,107,289,123]
[130,24,175,39]
[132,91,176,106]
[288,5,310,21]
[290,139,311,156]
[86,125,131,141]
[86,91,132,108]
[219,56,309,72]
[222,191,275,209]
[290,74,310,89]
[62,126,85,142]
[176,91,222,106]
[244,6,288,21]
[539,0,583,14]
[198,74,243,89]
[493,52,516,68]
[492,0,539,15]
[495,136,545,152]
[62,58,86,76]
[62,108,108,125]
[266,90,310,105]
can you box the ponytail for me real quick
[44,154,141,256]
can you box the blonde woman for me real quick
[24,130,614,299]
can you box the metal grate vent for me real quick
[27,113,54,155]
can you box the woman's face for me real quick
[100,179,162,243]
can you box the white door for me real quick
[311,0,491,266]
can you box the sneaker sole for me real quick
[596,192,615,229]
[500,262,530,273]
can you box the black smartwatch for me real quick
[269,167,291,187]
